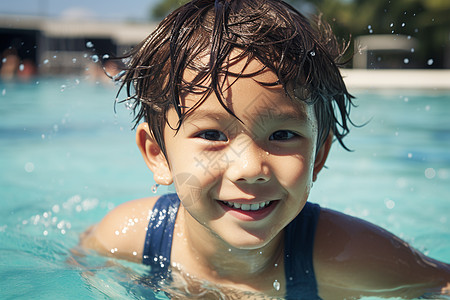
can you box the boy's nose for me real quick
[225,139,271,184]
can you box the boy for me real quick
[80,0,450,298]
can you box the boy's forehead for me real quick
[180,56,313,124]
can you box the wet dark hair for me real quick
[117,0,354,155]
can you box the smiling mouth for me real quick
[219,200,273,211]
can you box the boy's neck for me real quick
[172,206,285,284]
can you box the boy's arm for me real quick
[79,197,158,263]
[314,208,450,299]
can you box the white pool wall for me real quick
[341,69,450,90]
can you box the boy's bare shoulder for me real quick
[80,196,159,262]
[313,208,450,299]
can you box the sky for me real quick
[0,0,160,22]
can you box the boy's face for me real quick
[153,58,328,250]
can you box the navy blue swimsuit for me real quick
[143,193,322,299]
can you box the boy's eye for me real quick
[197,130,228,141]
[269,130,298,141]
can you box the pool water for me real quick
[1,78,449,299]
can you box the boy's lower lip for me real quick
[217,200,278,221]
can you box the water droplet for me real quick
[425,168,436,179]
[273,280,280,291]
[427,59,434,66]
[1,89,5,96]
[18,64,24,71]
[86,41,94,48]
[60,85,66,92]
[102,54,110,60]
[309,51,316,57]
[25,162,35,173]
[390,23,394,27]
[369,29,373,34]
[43,59,49,64]
[72,58,77,64]
[403,58,409,64]
[407,153,412,158]
[151,183,160,193]
[367,25,372,29]
[384,198,395,209]
[401,23,405,27]
[1,58,6,63]
[411,48,415,53]
[91,55,99,63]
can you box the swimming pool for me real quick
[1,78,449,299]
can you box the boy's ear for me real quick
[136,123,173,185]
[313,132,333,182]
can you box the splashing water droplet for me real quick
[367,25,372,29]
[86,41,94,48]
[390,23,394,27]
[72,58,77,64]
[273,280,280,291]
[403,58,409,64]
[151,184,160,193]
[2,89,5,96]
[60,85,66,92]
[401,23,405,27]
[425,168,436,179]
[102,54,110,60]
[2,58,6,63]
[427,59,434,66]
[19,64,24,71]
[309,51,316,57]
[91,55,99,63]
[411,48,415,53]
[43,59,49,64]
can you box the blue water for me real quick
[1,78,449,299]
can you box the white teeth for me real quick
[221,201,271,211]
[241,204,251,210]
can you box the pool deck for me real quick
[341,69,450,91]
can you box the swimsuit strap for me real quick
[142,193,180,275]
[284,202,322,300]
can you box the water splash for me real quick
[151,184,160,194]
[273,280,280,291]
[91,55,99,63]
[86,41,94,48]
[427,59,434,66]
